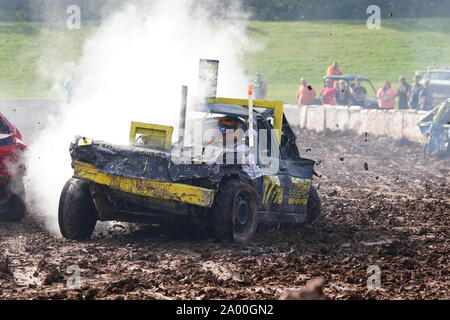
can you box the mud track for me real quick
[0,130,449,300]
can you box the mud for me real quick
[0,130,449,300]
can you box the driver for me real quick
[217,116,245,145]
[202,116,245,147]
[203,115,262,179]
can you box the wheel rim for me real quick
[234,192,252,234]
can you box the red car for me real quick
[0,112,26,222]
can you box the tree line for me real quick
[242,0,450,20]
[1,0,450,22]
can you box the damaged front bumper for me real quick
[74,161,215,208]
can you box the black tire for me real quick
[4,194,26,222]
[210,178,258,245]
[305,186,321,224]
[424,135,450,158]
[58,178,98,240]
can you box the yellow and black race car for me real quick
[59,60,320,245]
[59,96,320,245]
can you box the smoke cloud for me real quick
[25,0,253,234]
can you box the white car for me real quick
[422,69,450,105]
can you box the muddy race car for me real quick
[0,112,27,222]
[418,98,450,156]
[59,60,320,244]
[58,97,321,244]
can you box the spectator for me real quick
[377,81,396,109]
[420,79,434,111]
[335,80,352,106]
[397,76,411,110]
[297,78,316,105]
[320,79,336,105]
[351,78,367,107]
[408,75,424,109]
[253,73,267,100]
[326,61,343,76]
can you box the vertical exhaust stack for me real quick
[178,85,188,145]
[178,59,219,146]
[198,59,219,99]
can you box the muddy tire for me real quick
[4,195,26,222]
[305,186,321,224]
[424,135,450,158]
[438,143,450,158]
[58,178,98,240]
[211,179,258,245]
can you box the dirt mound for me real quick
[279,277,326,300]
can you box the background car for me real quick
[0,112,27,222]
[323,75,379,108]
[422,68,450,105]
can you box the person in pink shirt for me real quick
[376,81,396,109]
[320,79,336,105]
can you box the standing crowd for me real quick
[395,75,433,110]
[225,64,433,111]
[294,61,434,110]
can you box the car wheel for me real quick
[58,178,98,240]
[4,194,26,222]
[211,178,258,245]
[305,186,321,224]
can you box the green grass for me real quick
[245,18,450,103]
[1,18,450,102]
[0,21,95,98]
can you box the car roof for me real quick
[323,74,371,82]
[204,103,267,119]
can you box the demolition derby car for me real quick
[0,112,27,222]
[59,59,320,244]
[418,98,450,156]
[59,96,321,244]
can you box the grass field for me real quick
[0,22,94,99]
[1,18,450,102]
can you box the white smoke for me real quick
[25,0,253,234]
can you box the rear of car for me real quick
[58,100,321,244]
[423,69,450,105]
[0,113,27,222]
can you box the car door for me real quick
[258,141,311,218]
[278,117,315,217]
[256,118,290,214]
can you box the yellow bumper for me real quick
[73,161,215,207]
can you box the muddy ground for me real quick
[0,130,449,300]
